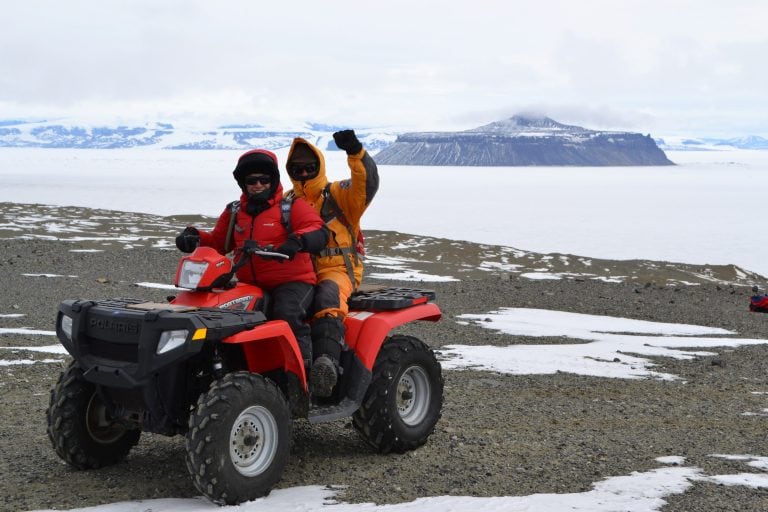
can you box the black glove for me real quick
[301,226,330,254]
[175,226,200,253]
[333,129,363,155]
[275,235,303,260]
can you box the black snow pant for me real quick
[268,281,314,367]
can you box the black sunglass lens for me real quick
[291,163,317,174]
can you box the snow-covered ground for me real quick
[7,307,767,382]
[0,147,766,277]
[2,147,768,510]
[17,457,768,512]
[4,308,768,511]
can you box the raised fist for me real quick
[333,129,363,155]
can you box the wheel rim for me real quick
[85,393,128,444]
[396,365,431,426]
[230,405,279,477]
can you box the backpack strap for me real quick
[321,184,362,259]
[280,195,294,234]
[224,200,240,254]
[318,184,360,289]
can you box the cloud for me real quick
[1,1,767,135]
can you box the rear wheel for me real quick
[353,335,443,453]
[185,372,291,505]
[47,362,141,469]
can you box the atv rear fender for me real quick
[222,320,307,390]
[344,303,442,370]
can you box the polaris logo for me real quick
[89,318,140,335]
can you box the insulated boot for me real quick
[310,316,344,397]
[310,355,338,398]
[297,335,312,377]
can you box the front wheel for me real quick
[185,372,291,506]
[46,362,141,469]
[352,335,443,453]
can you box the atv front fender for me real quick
[222,320,307,390]
[345,303,442,370]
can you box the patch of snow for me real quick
[367,270,458,282]
[656,456,686,465]
[22,273,76,278]
[440,308,767,380]
[0,345,68,354]
[0,358,62,366]
[520,272,562,280]
[24,466,704,512]
[711,454,768,471]
[0,328,57,336]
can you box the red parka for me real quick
[198,182,324,291]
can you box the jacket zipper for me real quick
[248,214,257,280]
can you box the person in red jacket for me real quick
[175,149,328,371]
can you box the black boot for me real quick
[310,355,338,398]
[310,316,344,397]
[297,335,312,377]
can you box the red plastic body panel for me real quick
[172,283,264,311]
[345,303,442,370]
[169,252,442,390]
[222,320,307,390]
[171,283,303,389]
[174,247,232,289]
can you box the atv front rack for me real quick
[57,297,267,387]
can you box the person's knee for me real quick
[271,282,313,320]
[312,280,341,312]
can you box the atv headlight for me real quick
[178,261,209,289]
[60,314,73,341]
[157,329,189,354]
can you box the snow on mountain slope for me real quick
[0,119,397,151]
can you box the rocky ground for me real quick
[2,203,768,511]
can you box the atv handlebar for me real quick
[200,242,290,290]
[241,240,290,260]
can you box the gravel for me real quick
[2,212,768,511]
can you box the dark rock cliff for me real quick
[374,115,674,166]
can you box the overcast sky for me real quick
[1,1,766,136]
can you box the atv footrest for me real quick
[348,286,436,310]
[308,397,360,423]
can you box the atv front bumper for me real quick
[57,298,266,388]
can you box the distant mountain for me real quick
[0,119,397,152]
[656,135,768,151]
[374,115,674,166]
[2,116,764,158]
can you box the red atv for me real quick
[46,243,443,505]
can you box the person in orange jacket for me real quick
[285,130,379,396]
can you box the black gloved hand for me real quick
[275,235,303,260]
[175,226,200,253]
[333,129,363,155]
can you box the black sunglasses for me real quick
[245,175,271,185]
[288,162,318,175]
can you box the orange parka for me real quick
[286,138,379,288]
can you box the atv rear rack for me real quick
[348,286,436,310]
